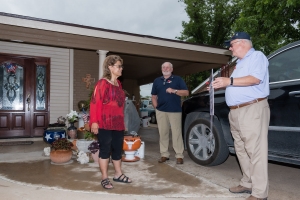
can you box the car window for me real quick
[269,46,300,82]
[148,105,154,109]
[142,100,152,106]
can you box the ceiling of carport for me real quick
[109,53,225,85]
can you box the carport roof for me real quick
[0,12,231,85]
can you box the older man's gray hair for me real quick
[161,62,173,68]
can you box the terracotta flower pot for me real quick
[70,139,78,151]
[50,150,73,164]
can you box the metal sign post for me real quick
[209,69,214,136]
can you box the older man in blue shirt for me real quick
[151,62,189,164]
[212,32,270,200]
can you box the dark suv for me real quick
[182,41,300,166]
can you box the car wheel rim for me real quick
[188,123,215,161]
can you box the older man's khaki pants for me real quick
[229,99,270,198]
[156,109,184,159]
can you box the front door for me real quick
[0,54,50,138]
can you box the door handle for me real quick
[289,91,300,98]
[26,94,31,111]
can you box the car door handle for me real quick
[289,91,300,97]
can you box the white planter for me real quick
[76,139,93,153]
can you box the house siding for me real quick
[0,41,71,124]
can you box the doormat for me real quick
[0,141,34,146]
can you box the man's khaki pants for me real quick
[229,99,270,198]
[156,109,184,158]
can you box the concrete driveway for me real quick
[0,124,299,200]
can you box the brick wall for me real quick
[73,50,141,114]
[73,49,98,112]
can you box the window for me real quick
[0,61,24,110]
[269,46,300,82]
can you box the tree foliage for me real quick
[184,70,211,93]
[177,0,241,46]
[178,0,241,90]
[234,0,300,55]
[178,0,300,91]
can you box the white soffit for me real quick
[0,15,230,55]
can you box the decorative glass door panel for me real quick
[0,62,24,110]
[0,55,50,138]
[36,65,46,110]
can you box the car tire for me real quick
[186,117,229,166]
[150,113,157,124]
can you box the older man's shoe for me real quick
[176,158,184,164]
[229,185,252,194]
[246,195,267,200]
[158,157,169,163]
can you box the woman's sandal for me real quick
[113,174,132,183]
[101,178,113,189]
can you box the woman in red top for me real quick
[90,55,131,189]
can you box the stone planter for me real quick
[50,150,73,164]
[76,139,93,152]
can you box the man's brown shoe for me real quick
[229,185,252,194]
[246,195,267,200]
[158,157,169,163]
[176,158,184,164]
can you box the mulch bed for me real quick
[0,141,34,146]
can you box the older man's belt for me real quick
[229,97,267,109]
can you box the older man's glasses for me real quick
[113,65,124,69]
[230,40,241,47]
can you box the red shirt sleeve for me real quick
[89,79,104,126]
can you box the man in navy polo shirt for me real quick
[151,62,189,164]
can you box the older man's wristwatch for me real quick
[174,90,178,94]
[230,77,233,85]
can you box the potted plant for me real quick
[66,110,79,139]
[88,140,100,162]
[76,130,96,153]
[50,138,74,164]
[84,130,96,140]
[73,88,99,162]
